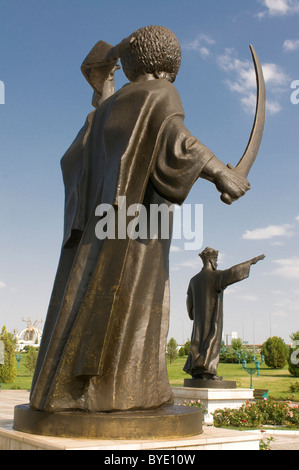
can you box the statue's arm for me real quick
[186,284,194,321]
[150,116,215,205]
[150,115,250,205]
[220,255,264,289]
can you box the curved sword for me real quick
[221,45,266,205]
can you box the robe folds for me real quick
[30,78,214,412]
[183,261,253,378]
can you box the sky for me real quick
[0,0,298,347]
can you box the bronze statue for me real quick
[26,26,264,414]
[184,247,265,381]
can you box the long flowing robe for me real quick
[184,262,253,378]
[30,78,215,412]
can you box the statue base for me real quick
[184,378,236,389]
[13,403,203,440]
[173,386,253,425]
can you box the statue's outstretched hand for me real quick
[250,254,265,265]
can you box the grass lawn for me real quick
[1,355,32,391]
[2,354,299,403]
[167,356,299,402]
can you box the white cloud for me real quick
[199,47,210,58]
[225,286,239,296]
[271,289,286,295]
[274,298,299,310]
[176,259,200,269]
[262,63,289,86]
[170,245,182,253]
[242,223,294,240]
[225,285,258,301]
[217,253,226,265]
[270,240,284,246]
[182,34,215,58]
[172,251,225,270]
[283,39,299,51]
[217,49,288,115]
[217,49,255,114]
[217,48,247,73]
[296,215,299,221]
[272,257,299,278]
[0,281,6,289]
[266,101,282,114]
[170,266,180,271]
[238,294,259,302]
[272,309,288,317]
[258,0,299,17]
[184,35,288,115]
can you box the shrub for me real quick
[231,338,243,351]
[166,337,178,364]
[219,347,255,364]
[288,331,299,377]
[213,399,299,429]
[184,340,191,355]
[219,348,239,363]
[213,402,263,428]
[0,325,17,383]
[24,346,38,375]
[289,382,299,393]
[261,336,288,369]
[180,399,206,414]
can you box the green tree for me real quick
[24,346,38,375]
[261,336,288,369]
[0,325,17,383]
[288,331,299,377]
[166,337,178,364]
[231,338,243,351]
[184,340,191,355]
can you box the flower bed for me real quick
[213,399,299,429]
[180,399,207,414]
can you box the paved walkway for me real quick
[258,430,299,450]
[1,390,299,450]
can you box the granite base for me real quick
[172,387,254,425]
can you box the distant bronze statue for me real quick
[27,26,265,414]
[184,247,265,381]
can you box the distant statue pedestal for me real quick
[172,382,253,426]
[184,378,237,389]
[13,403,203,440]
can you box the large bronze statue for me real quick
[184,248,265,381]
[14,25,265,438]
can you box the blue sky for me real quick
[0,0,298,346]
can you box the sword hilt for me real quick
[221,193,233,205]
[220,163,234,205]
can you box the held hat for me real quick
[81,40,119,95]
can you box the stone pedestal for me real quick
[1,391,261,450]
[184,378,237,389]
[13,403,203,440]
[172,387,254,425]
